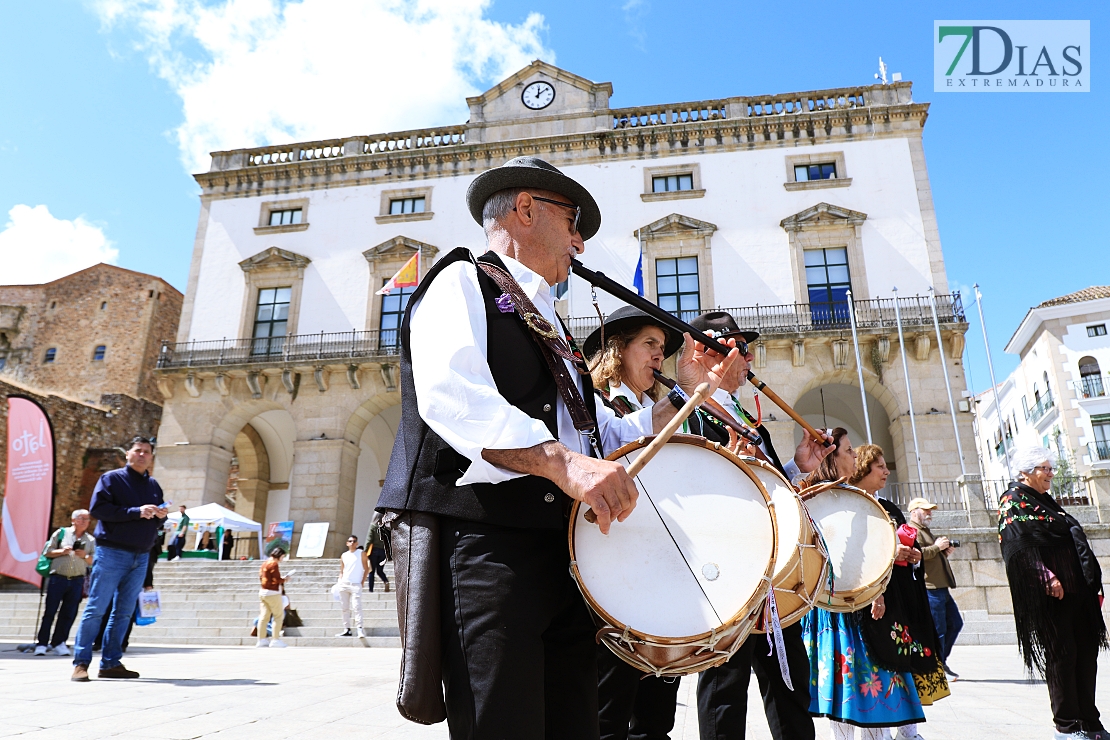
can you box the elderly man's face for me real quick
[513,190,585,285]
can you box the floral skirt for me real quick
[801,608,925,728]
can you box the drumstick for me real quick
[746,371,832,447]
[652,370,763,446]
[583,382,710,524]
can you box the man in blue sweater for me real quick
[71,437,167,682]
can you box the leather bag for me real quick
[387,510,447,724]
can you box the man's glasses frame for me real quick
[515,195,581,235]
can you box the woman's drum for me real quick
[734,457,830,633]
[800,481,897,612]
[569,435,776,676]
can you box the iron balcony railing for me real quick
[564,294,965,345]
[883,481,965,512]
[162,294,964,370]
[157,329,401,370]
[1029,392,1056,424]
[1072,374,1107,399]
[1089,441,1110,463]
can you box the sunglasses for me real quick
[704,330,748,356]
[516,195,581,235]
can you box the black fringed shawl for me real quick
[998,482,1107,675]
[857,499,946,677]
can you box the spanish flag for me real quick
[376,252,420,295]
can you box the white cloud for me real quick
[0,205,119,285]
[91,0,553,173]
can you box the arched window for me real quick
[44,348,56,364]
[1079,356,1104,398]
[93,345,106,361]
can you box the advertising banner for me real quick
[265,520,294,557]
[0,398,55,586]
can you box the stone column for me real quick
[1088,469,1110,523]
[958,474,994,528]
[287,438,361,557]
[154,443,234,508]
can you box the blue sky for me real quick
[0,1,1106,389]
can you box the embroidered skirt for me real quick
[802,607,925,728]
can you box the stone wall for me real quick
[0,376,163,531]
[923,471,1110,623]
[0,264,182,405]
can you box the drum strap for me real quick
[762,583,794,691]
[477,262,598,439]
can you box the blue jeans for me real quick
[72,546,148,669]
[927,587,963,664]
[37,575,84,647]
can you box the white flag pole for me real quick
[893,287,925,483]
[846,289,872,444]
[929,287,967,477]
[974,284,1013,481]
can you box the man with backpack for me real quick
[35,509,96,656]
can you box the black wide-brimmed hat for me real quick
[688,311,760,344]
[583,305,684,360]
[465,156,602,240]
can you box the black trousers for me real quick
[697,622,815,740]
[37,575,84,647]
[440,518,599,740]
[597,643,682,740]
[368,546,389,590]
[1045,594,1103,734]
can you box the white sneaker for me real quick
[893,730,924,740]
[356,628,366,638]
[51,644,70,656]
[270,640,288,648]
[256,638,270,647]
[33,645,47,656]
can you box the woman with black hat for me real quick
[584,306,726,740]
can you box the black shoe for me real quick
[98,664,139,679]
[942,662,959,679]
[336,629,352,637]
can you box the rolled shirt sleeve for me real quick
[409,260,557,486]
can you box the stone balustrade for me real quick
[206,82,916,173]
[610,100,729,129]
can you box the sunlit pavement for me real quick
[0,641,1104,739]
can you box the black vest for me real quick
[377,248,597,529]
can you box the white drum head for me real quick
[573,441,774,639]
[746,462,801,582]
[804,487,896,593]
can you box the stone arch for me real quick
[212,398,288,450]
[341,393,401,543]
[231,423,270,523]
[791,368,902,427]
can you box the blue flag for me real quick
[632,249,644,297]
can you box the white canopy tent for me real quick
[166,503,264,560]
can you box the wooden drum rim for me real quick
[568,433,778,646]
[800,481,897,603]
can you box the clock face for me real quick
[521,81,555,110]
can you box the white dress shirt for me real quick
[604,380,651,411]
[409,253,654,486]
[710,388,801,482]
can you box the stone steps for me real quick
[0,558,402,648]
[953,608,1017,646]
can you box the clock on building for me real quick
[521,81,555,110]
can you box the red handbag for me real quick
[895,523,917,566]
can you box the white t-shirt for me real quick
[340,550,366,585]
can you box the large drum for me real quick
[736,457,829,633]
[570,435,776,676]
[801,481,897,612]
